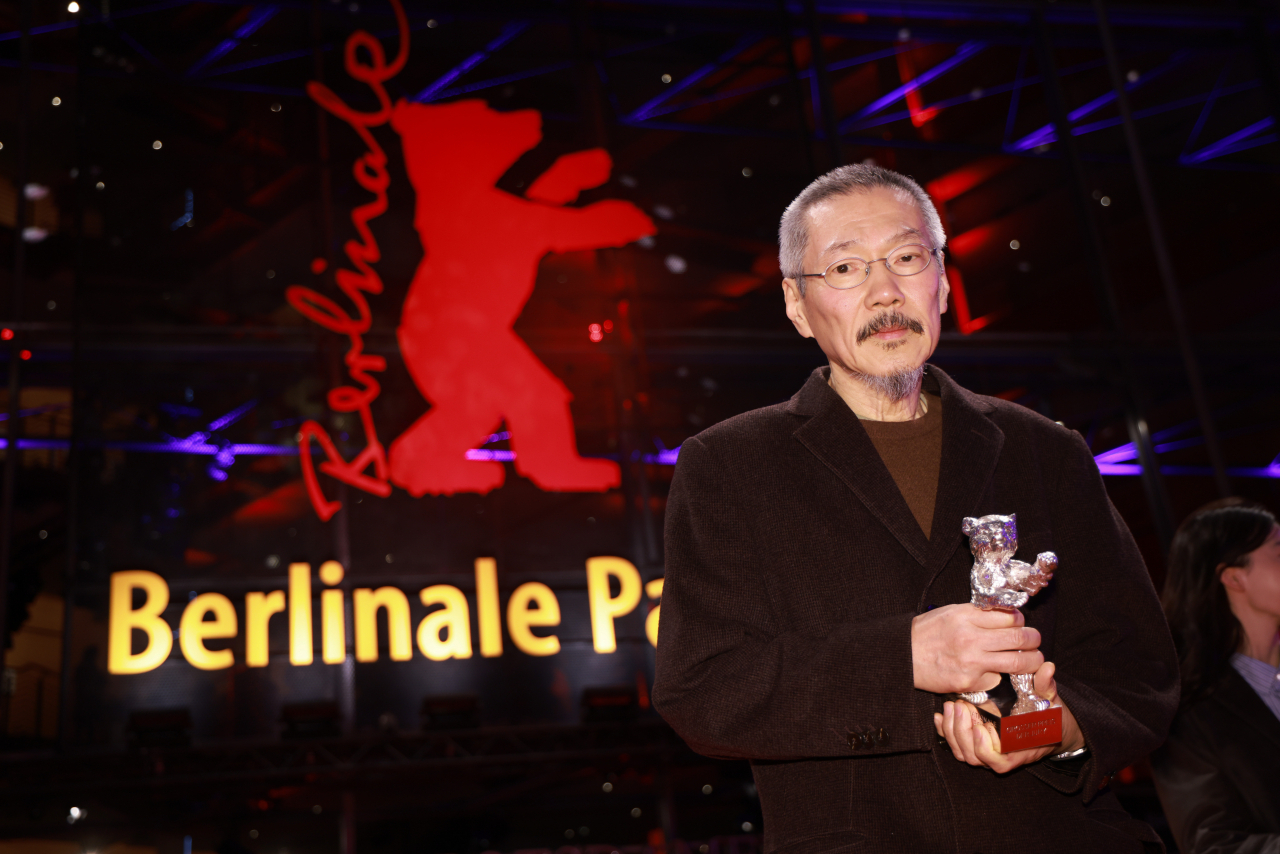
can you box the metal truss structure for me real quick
[4,2,1274,169]
[409,2,1280,173]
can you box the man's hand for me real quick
[932,662,1085,774]
[911,604,1043,694]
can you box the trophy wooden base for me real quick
[976,705,1063,753]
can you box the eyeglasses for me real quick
[800,243,939,290]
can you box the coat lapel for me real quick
[1214,666,1280,753]
[789,368,932,567]
[786,365,1004,575]
[924,367,1005,576]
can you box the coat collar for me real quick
[787,365,1004,575]
[1212,665,1280,753]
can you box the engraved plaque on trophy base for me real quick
[967,673,1063,753]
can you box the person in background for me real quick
[1154,498,1280,853]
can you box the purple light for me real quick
[839,41,985,133]
[186,5,279,78]
[1095,444,1138,464]
[199,47,312,80]
[1010,52,1190,151]
[645,448,681,465]
[208,399,257,432]
[206,464,228,482]
[466,449,516,462]
[1096,463,1142,475]
[428,34,691,103]
[415,21,528,103]
[463,444,683,465]
[230,443,295,455]
[1098,463,1280,479]
[627,34,760,122]
[643,45,904,121]
[0,438,302,455]
[1182,117,1276,164]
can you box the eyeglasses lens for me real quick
[824,260,871,290]
[887,245,931,276]
[822,244,932,289]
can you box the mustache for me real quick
[856,310,925,344]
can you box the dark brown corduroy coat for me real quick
[653,366,1179,854]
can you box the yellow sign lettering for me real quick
[320,561,346,664]
[586,557,641,653]
[474,557,502,658]
[246,590,286,667]
[107,557,667,675]
[288,563,314,666]
[417,585,473,661]
[507,582,561,656]
[354,587,412,662]
[179,592,238,670]
[108,570,173,675]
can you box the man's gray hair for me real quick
[779,163,946,294]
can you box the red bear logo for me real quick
[389,100,655,496]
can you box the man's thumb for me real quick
[1036,661,1058,699]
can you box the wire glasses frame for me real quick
[800,243,940,290]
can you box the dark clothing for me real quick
[1152,668,1280,854]
[653,365,1179,854]
[861,391,943,537]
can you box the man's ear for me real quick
[782,278,814,339]
[937,265,950,315]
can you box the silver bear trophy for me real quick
[958,513,1058,716]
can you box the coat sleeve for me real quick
[651,435,938,761]
[1152,718,1280,854]
[1027,429,1180,799]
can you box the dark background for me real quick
[0,0,1278,851]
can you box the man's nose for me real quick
[862,261,905,309]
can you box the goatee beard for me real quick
[847,364,924,403]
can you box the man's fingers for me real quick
[992,649,1045,676]
[988,625,1041,652]
[1034,661,1058,701]
[970,710,1004,765]
[970,607,1024,629]
[942,703,965,762]
[973,671,1002,693]
[954,702,983,766]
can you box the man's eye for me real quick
[897,253,916,264]
[833,263,850,274]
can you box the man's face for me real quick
[782,187,949,382]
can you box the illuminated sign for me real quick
[286,0,654,521]
[106,559,663,675]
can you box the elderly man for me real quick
[652,164,1178,853]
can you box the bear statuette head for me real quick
[962,513,1018,563]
